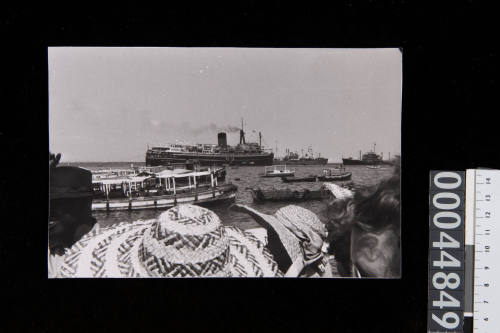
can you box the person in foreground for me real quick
[231,204,333,277]
[49,154,97,278]
[57,204,284,278]
[325,170,401,278]
[55,199,332,278]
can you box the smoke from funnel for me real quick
[188,123,240,135]
[218,125,240,133]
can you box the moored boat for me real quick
[281,167,351,183]
[249,182,354,202]
[318,167,352,181]
[91,168,235,211]
[260,165,295,178]
[281,175,319,183]
[249,187,325,202]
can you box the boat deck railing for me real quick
[93,183,237,202]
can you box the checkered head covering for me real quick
[58,204,282,278]
[232,204,329,276]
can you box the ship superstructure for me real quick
[274,146,328,165]
[146,120,274,166]
[342,143,396,165]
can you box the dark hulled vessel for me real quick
[274,146,328,165]
[146,122,274,166]
[342,143,397,165]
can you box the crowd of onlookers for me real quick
[48,152,400,278]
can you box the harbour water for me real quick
[70,162,395,230]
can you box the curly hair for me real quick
[326,168,401,277]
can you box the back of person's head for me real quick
[326,167,400,277]
[49,166,96,254]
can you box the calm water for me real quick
[70,162,395,230]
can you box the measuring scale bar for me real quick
[466,169,500,333]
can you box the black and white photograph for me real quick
[48,47,401,278]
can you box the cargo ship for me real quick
[274,146,328,165]
[342,143,396,165]
[145,121,274,166]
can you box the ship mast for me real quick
[239,117,246,144]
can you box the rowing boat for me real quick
[281,172,352,183]
[249,187,326,202]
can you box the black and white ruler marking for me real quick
[466,169,500,333]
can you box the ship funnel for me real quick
[217,132,227,147]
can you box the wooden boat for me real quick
[318,172,352,181]
[249,187,325,202]
[281,168,352,183]
[92,183,237,211]
[260,165,295,178]
[319,167,352,181]
[366,165,382,169]
[92,168,235,211]
[249,182,355,203]
[281,176,319,183]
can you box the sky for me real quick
[49,47,401,162]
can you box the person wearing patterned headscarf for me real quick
[326,168,401,278]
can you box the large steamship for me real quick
[145,121,274,166]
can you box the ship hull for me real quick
[342,158,393,166]
[274,158,328,165]
[146,151,274,166]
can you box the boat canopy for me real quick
[92,177,129,185]
[128,175,153,183]
[156,169,213,179]
[173,170,212,178]
[156,169,191,178]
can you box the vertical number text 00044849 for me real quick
[429,171,465,332]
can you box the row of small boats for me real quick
[252,164,360,203]
[260,165,353,182]
[249,182,355,203]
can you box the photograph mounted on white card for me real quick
[48,47,401,278]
